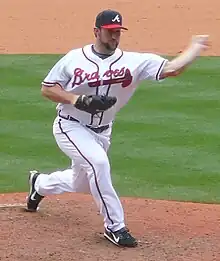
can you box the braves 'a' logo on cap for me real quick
[112,14,120,23]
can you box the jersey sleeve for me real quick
[137,53,168,82]
[42,52,72,88]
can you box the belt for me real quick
[58,112,109,134]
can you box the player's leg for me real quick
[55,120,137,247]
[27,118,123,228]
[91,129,138,247]
[26,117,137,246]
[56,119,125,231]
[26,117,91,212]
[34,167,90,193]
[26,165,90,210]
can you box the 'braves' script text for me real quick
[72,67,133,88]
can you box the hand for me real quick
[191,35,210,50]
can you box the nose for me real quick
[112,33,119,40]
[111,33,117,39]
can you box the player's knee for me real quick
[92,156,109,170]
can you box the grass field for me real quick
[1,55,220,203]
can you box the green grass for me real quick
[0,55,220,203]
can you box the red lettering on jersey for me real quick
[72,68,100,87]
[84,72,90,80]
[113,69,120,77]
[72,68,84,86]
[102,69,132,88]
[91,72,99,80]
[102,67,125,78]
[103,70,112,78]
[118,67,125,77]
[121,69,133,88]
[72,67,133,88]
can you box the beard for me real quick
[103,41,119,52]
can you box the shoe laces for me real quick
[118,227,133,239]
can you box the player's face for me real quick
[97,28,121,52]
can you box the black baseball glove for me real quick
[74,95,117,114]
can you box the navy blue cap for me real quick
[95,10,128,30]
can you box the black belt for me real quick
[58,112,109,134]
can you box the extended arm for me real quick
[160,35,209,79]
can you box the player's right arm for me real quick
[41,53,117,113]
[40,52,80,105]
[41,84,79,104]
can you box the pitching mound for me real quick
[0,193,220,261]
[1,0,220,260]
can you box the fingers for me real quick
[192,35,210,48]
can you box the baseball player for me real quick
[26,9,209,247]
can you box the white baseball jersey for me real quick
[42,44,167,127]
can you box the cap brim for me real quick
[101,24,128,30]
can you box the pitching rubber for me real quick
[0,203,26,209]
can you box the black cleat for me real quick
[26,170,44,212]
[104,227,138,247]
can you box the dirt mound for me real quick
[0,193,220,261]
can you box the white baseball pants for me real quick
[34,116,125,232]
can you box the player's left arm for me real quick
[159,35,209,79]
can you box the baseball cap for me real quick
[95,9,128,30]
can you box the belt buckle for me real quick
[94,128,102,134]
[86,125,107,134]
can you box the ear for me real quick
[94,27,100,38]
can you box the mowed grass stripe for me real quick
[0,55,220,203]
